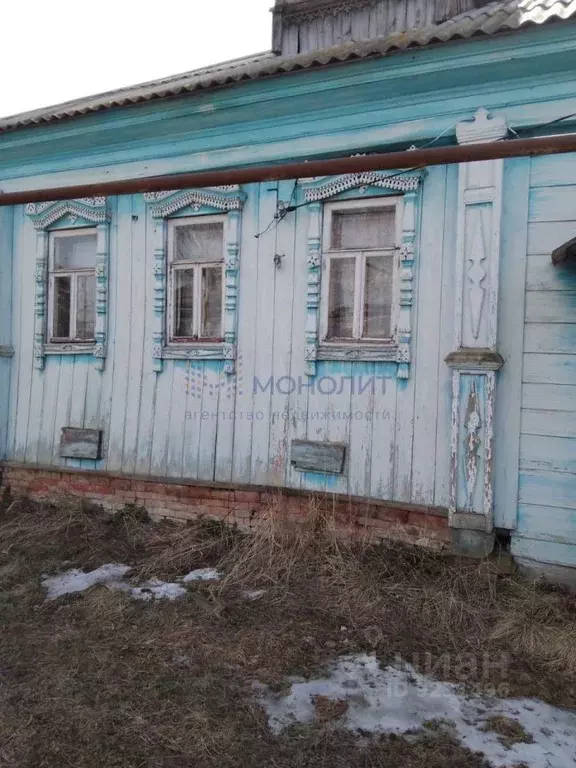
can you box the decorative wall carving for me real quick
[145,187,246,374]
[467,209,487,341]
[25,198,110,371]
[303,171,422,202]
[300,171,424,377]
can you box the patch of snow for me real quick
[255,654,576,768]
[128,579,187,601]
[42,564,223,601]
[41,564,132,599]
[243,589,266,601]
[183,568,222,582]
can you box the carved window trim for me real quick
[26,198,110,371]
[299,170,424,378]
[144,187,246,374]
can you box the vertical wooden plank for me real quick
[250,183,278,485]
[232,183,261,484]
[79,364,104,470]
[411,166,447,504]
[122,194,147,475]
[106,195,133,471]
[389,0,406,32]
[369,366,398,499]
[494,158,530,530]
[166,360,187,478]
[12,210,35,463]
[348,361,374,498]
[134,205,158,476]
[96,197,119,470]
[300,360,345,494]
[0,206,14,460]
[181,361,203,479]
[341,11,352,42]
[325,360,353,496]
[37,360,61,466]
[6,207,24,462]
[197,361,222,480]
[375,0,387,35]
[64,357,90,469]
[268,180,298,487]
[150,359,175,477]
[50,356,75,466]
[434,164,459,508]
[286,200,312,491]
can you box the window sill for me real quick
[317,343,400,363]
[162,343,227,361]
[45,343,95,356]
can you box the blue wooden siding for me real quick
[2,165,457,507]
[3,155,576,572]
[512,153,576,568]
[2,19,576,567]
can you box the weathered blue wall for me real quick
[2,22,576,569]
[510,154,576,569]
[2,169,454,507]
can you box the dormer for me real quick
[272,0,482,56]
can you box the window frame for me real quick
[166,214,227,345]
[320,196,403,347]
[47,227,98,344]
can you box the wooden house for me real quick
[1,0,576,582]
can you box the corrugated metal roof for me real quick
[1,0,575,133]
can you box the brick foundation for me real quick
[0,464,450,551]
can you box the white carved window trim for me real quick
[166,214,226,344]
[47,228,97,344]
[144,187,245,374]
[319,196,403,348]
[25,198,110,371]
[300,171,424,378]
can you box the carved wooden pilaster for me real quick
[223,209,241,375]
[33,231,48,370]
[94,222,109,370]
[448,108,507,532]
[305,202,322,376]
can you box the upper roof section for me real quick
[1,0,575,134]
[272,0,480,55]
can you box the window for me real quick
[321,198,400,343]
[48,229,97,343]
[167,216,225,343]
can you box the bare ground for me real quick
[0,492,575,768]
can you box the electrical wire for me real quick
[253,110,576,238]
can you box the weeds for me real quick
[0,495,574,767]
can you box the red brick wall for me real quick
[0,464,450,550]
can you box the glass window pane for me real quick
[364,256,393,339]
[173,222,224,262]
[173,269,195,338]
[331,207,395,250]
[76,274,96,340]
[327,257,355,339]
[54,232,97,269]
[201,267,223,338]
[52,276,71,338]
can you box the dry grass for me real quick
[0,493,575,767]
[481,715,535,748]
